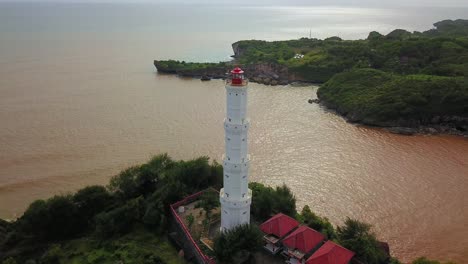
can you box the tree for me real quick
[213,224,263,263]
[143,194,167,233]
[73,185,113,228]
[95,197,144,238]
[297,205,336,239]
[109,154,175,201]
[249,182,296,221]
[19,195,81,241]
[336,218,387,264]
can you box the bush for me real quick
[297,205,336,239]
[250,182,296,221]
[19,195,81,241]
[336,218,387,264]
[213,224,263,263]
[109,154,174,200]
[95,197,144,238]
[73,185,113,228]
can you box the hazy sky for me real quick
[1,0,467,7]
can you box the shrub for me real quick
[336,218,387,264]
[297,205,336,239]
[213,224,263,263]
[249,182,296,221]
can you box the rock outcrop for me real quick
[318,97,468,136]
[154,60,292,86]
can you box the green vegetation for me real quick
[317,68,468,124]
[213,224,263,263]
[337,218,387,264]
[155,20,468,129]
[0,154,223,264]
[249,182,296,221]
[297,205,336,240]
[154,60,226,73]
[232,19,468,82]
[0,154,457,264]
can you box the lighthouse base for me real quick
[219,188,252,232]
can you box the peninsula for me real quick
[154,19,468,136]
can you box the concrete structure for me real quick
[220,67,252,232]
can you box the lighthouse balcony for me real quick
[224,118,250,125]
[222,154,251,164]
[226,78,248,87]
[219,188,252,208]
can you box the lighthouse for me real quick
[220,67,252,232]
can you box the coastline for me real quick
[310,98,468,137]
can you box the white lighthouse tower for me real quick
[220,67,252,232]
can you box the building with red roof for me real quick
[306,241,355,264]
[260,213,300,254]
[282,226,325,263]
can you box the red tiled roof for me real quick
[282,226,325,254]
[306,241,355,264]
[260,213,300,238]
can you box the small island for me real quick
[154,19,468,136]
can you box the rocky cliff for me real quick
[154,42,300,85]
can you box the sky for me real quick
[0,0,467,7]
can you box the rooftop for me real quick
[306,240,355,264]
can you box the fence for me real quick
[170,191,216,264]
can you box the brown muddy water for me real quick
[1,2,467,263]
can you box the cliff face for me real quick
[231,42,244,58]
[154,60,292,85]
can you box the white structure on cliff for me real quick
[220,67,252,232]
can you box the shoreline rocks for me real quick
[316,99,468,137]
[154,60,294,86]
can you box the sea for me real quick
[0,2,467,262]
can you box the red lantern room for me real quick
[230,67,245,86]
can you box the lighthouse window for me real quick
[228,157,230,161]
[229,118,231,122]
[243,211,247,215]
[226,193,229,197]
[225,174,229,178]
[242,138,245,141]
[242,193,245,197]
[242,175,246,179]
[236,93,238,96]
[224,210,228,214]
[227,138,230,141]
